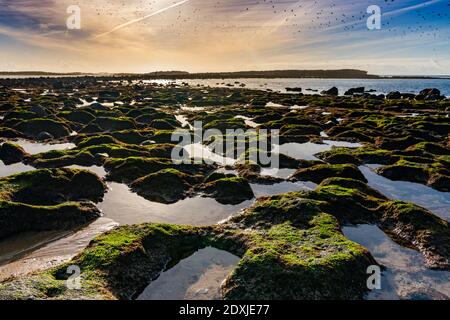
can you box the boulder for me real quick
[130,169,195,204]
[416,88,442,100]
[0,142,28,165]
[14,119,70,139]
[37,131,54,140]
[196,176,254,204]
[321,87,339,96]
[386,91,401,99]
[290,164,367,184]
[285,87,302,92]
[344,87,365,96]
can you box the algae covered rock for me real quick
[378,201,450,269]
[13,118,71,139]
[130,169,197,204]
[0,201,101,239]
[196,176,254,204]
[0,168,107,205]
[290,164,367,184]
[104,157,172,183]
[221,194,376,299]
[0,168,106,239]
[0,142,28,165]
[375,160,450,192]
[0,199,376,300]
[376,161,429,183]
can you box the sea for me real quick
[1,76,450,97]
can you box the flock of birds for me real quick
[88,0,449,42]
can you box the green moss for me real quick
[104,157,172,183]
[0,168,106,205]
[0,200,101,239]
[14,118,71,139]
[130,168,197,204]
[290,164,367,184]
[221,195,374,300]
[77,135,119,148]
[196,176,254,205]
[0,142,28,165]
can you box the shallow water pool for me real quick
[360,165,450,221]
[343,224,450,300]
[137,247,240,300]
[97,182,253,226]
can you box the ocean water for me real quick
[163,78,450,97]
[1,76,449,97]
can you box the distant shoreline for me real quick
[1,69,449,80]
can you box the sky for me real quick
[0,0,449,75]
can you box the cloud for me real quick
[93,0,192,39]
[0,0,448,74]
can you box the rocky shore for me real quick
[0,77,448,300]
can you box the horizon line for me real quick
[1,69,450,78]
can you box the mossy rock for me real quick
[334,129,373,143]
[130,169,197,204]
[378,201,450,269]
[196,176,254,205]
[13,118,71,139]
[203,118,247,131]
[223,194,376,299]
[104,157,172,183]
[104,156,214,184]
[145,143,175,158]
[406,142,449,156]
[280,124,322,136]
[83,143,150,159]
[375,136,423,151]
[204,171,237,183]
[376,161,429,185]
[319,151,361,165]
[0,201,100,239]
[76,135,119,148]
[0,127,23,139]
[91,117,136,132]
[0,142,28,165]
[0,204,376,300]
[149,119,177,130]
[59,110,96,124]
[427,173,450,192]
[110,130,151,145]
[290,164,367,184]
[0,168,107,205]
[30,150,98,168]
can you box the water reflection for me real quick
[360,165,450,221]
[10,139,76,155]
[251,181,316,198]
[0,161,34,177]
[260,168,296,179]
[97,182,253,226]
[66,165,107,178]
[137,247,240,300]
[0,218,117,281]
[343,224,450,300]
[273,140,362,161]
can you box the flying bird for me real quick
[93,0,191,39]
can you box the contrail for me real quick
[93,0,191,39]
